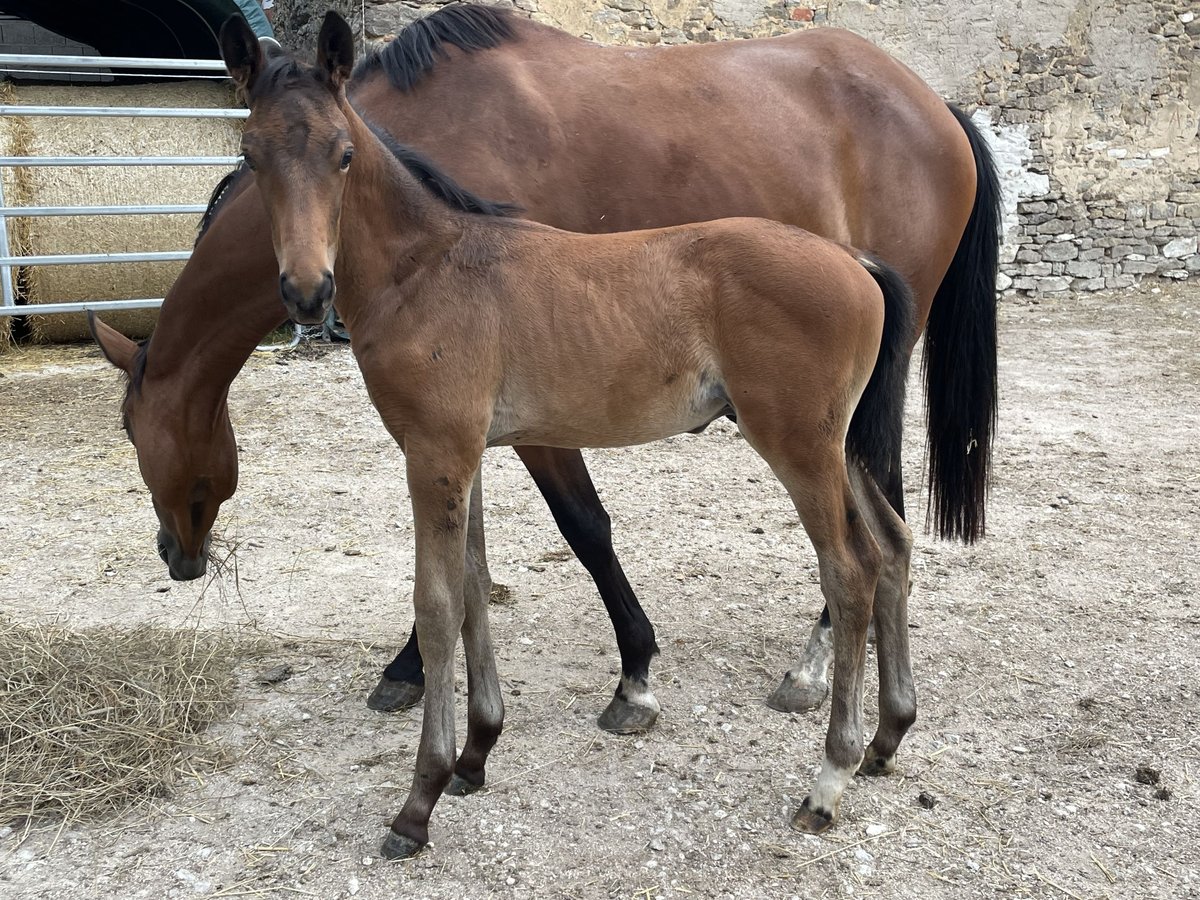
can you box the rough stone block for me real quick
[1072,277,1106,291]
[1105,274,1137,289]
[1043,242,1079,262]
[1037,219,1071,235]
[1121,259,1159,275]
[1163,236,1198,258]
[1067,260,1101,278]
[1038,276,1071,292]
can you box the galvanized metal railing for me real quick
[0,53,246,319]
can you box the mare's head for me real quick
[88,314,237,581]
[220,12,356,325]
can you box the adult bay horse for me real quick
[91,4,999,732]
[220,10,921,855]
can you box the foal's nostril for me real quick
[317,270,335,305]
[278,271,334,321]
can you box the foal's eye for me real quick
[241,152,256,171]
[339,148,354,170]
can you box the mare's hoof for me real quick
[765,672,829,714]
[857,747,896,777]
[790,798,835,835]
[444,773,483,797]
[380,829,425,860]
[366,676,424,712]
[598,695,659,735]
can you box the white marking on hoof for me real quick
[619,675,661,716]
[808,756,859,820]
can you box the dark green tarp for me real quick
[0,0,272,59]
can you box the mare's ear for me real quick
[220,15,265,99]
[317,11,355,92]
[88,312,138,374]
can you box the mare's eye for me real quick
[242,153,256,171]
[340,148,354,170]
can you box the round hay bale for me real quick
[6,81,241,343]
[0,616,239,824]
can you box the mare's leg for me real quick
[368,624,425,711]
[383,447,479,860]
[446,471,505,795]
[515,445,661,734]
[847,465,916,776]
[367,472,495,713]
[766,466,903,714]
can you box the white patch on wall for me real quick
[971,109,1048,264]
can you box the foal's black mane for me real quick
[352,4,516,93]
[363,118,520,218]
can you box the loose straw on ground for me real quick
[0,616,238,824]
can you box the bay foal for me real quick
[222,12,920,856]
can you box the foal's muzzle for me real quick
[279,270,335,325]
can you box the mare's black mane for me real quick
[195,163,250,246]
[352,4,515,93]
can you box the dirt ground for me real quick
[1,284,1198,899]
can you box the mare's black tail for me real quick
[847,255,917,494]
[923,104,1003,543]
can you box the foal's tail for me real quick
[847,255,916,495]
[923,104,1003,544]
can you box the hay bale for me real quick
[5,82,241,343]
[0,82,31,351]
[0,616,238,824]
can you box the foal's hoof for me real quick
[444,773,484,797]
[857,746,896,777]
[381,829,425,860]
[790,798,835,835]
[366,676,424,712]
[597,694,660,735]
[765,672,829,714]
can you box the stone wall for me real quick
[274,0,1200,294]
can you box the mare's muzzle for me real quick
[280,270,335,325]
[158,528,212,581]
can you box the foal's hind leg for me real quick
[766,469,902,715]
[846,465,916,776]
[750,443,880,833]
[446,471,505,795]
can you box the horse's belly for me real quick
[486,373,731,449]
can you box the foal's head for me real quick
[220,12,357,325]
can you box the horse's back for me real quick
[350,20,972,316]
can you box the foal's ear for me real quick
[258,36,286,60]
[317,11,355,92]
[219,15,265,99]
[88,312,138,374]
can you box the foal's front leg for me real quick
[367,476,494,713]
[383,447,481,860]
